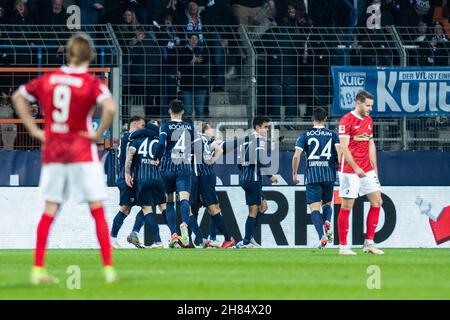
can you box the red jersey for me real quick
[19,66,112,164]
[338,111,374,174]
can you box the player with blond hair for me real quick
[13,33,118,284]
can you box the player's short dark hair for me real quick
[129,116,144,125]
[253,116,271,129]
[312,107,327,122]
[355,90,374,103]
[202,122,211,133]
[169,99,184,114]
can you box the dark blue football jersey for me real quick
[295,127,340,184]
[130,137,161,181]
[158,119,195,172]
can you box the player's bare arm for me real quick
[125,147,136,188]
[369,139,378,177]
[12,91,44,142]
[83,97,117,141]
[335,143,342,162]
[292,148,302,184]
[339,136,366,178]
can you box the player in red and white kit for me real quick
[337,90,384,255]
[12,33,118,284]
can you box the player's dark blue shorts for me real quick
[306,181,334,204]
[190,174,201,206]
[240,179,264,206]
[136,179,166,207]
[198,174,219,207]
[161,170,192,194]
[117,178,136,206]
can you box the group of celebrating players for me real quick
[12,32,385,285]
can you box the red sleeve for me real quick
[338,115,352,138]
[93,78,112,105]
[19,76,43,103]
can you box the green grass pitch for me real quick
[1,248,450,300]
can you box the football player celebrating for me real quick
[125,123,165,249]
[236,116,278,248]
[337,90,384,255]
[292,107,340,248]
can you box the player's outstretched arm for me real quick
[292,148,302,185]
[339,136,366,178]
[12,91,44,142]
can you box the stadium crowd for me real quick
[0,0,449,148]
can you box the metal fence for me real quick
[0,24,449,151]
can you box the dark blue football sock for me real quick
[255,212,264,228]
[132,210,145,233]
[311,210,325,240]
[161,209,168,226]
[188,215,203,245]
[144,213,161,243]
[209,215,217,241]
[212,213,231,241]
[322,205,333,223]
[243,216,257,245]
[111,211,127,238]
[180,199,190,224]
[165,202,177,234]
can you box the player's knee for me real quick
[120,206,131,215]
[259,202,268,214]
[207,205,219,215]
[372,198,383,207]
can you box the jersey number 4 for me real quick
[307,138,332,160]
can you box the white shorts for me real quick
[338,170,381,199]
[39,162,108,204]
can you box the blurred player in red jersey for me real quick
[337,90,384,255]
[12,33,118,284]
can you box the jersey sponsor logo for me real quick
[355,125,361,129]
[339,125,346,134]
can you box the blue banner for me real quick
[332,66,450,117]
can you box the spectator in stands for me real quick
[161,0,185,24]
[42,0,70,65]
[0,91,17,150]
[7,0,35,24]
[120,7,142,34]
[42,0,69,24]
[129,29,162,118]
[432,20,449,42]
[204,0,234,92]
[394,0,437,40]
[231,0,262,25]
[77,0,105,25]
[0,3,7,24]
[418,20,449,66]
[179,33,209,119]
[30,103,43,119]
[251,0,277,37]
[128,0,165,25]
[156,13,181,107]
[184,0,205,46]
